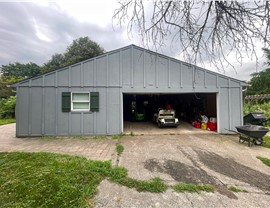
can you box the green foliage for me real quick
[245,48,270,95]
[0,96,16,118]
[42,37,105,73]
[0,152,104,208]
[0,152,169,208]
[0,76,23,99]
[243,101,270,117]
[110,177,168,193]
[0,62,41,78]
[172,183,214,193]
[116,144,124,156]
[64,37,105,65]
[0,118,16,125]
[262,134,270,148]
[228,186,248,193]
[41,53,65,73]
[257,156,270,167]
[112,133,125,140]
[246,68,270,95]
[262,48,270,66]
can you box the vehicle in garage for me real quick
[153,108,179,128]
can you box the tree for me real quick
[246,48,270,95]
[0,62,39,99]
[41,53,65,73]
[0,76,23,98]
[42,37,105,73]
[262,48,270,66]
[64,37,105,65]
[113,1,270,69]
[0,62,41,78]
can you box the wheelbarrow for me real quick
[230,125,269,147]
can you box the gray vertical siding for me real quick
[15,45,244,136]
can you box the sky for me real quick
[0,0,268,81]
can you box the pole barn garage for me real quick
[12,45,247,137]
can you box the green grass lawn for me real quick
[0,152,108,208]
[0,118,16,125]
[0,152,168,208]
[0,152,217,208]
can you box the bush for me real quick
[0,96,16,118]
[243,101,270,117]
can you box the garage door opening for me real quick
[123,93,217,134]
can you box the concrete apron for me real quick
[95,134,270,208]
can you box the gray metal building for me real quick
[12,45,246,137]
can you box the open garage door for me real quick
[123,93,217,134]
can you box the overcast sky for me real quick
[0,0,267,81]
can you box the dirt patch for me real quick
[144,158,237,199]
[195,150,270,193]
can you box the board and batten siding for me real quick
[14,45,244,136]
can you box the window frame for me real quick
[71,92,90,112]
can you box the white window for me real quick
[71,92,90,111]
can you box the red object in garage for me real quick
[207,122,217,131]
[194,122,201,128]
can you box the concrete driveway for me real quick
[95,134,270,207]
[1,123,270,207]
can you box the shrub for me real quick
[0,96,16,118]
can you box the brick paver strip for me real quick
[0,124,117,162]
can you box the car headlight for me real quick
[175,118,179,123]
[160,119,165,123]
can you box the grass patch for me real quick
[172,183,214,193]
[0,152,218,207]
[228,186,248,193]
[0,152,110,208]
[0,118,16,125]
[116,144,124,156]
[257,156,270,167]
[112,133,125,140]
[110,177,168,193]
[0,152,168,208]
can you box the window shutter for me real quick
[90,92,99,112]
[62,92,71,112]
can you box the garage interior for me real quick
[123,93,217,134]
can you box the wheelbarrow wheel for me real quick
[254,138,263,145]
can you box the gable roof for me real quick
[11,44,248,87]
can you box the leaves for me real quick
[41,37,105,73]
[0,62,41,78]
[0,96,16,118]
